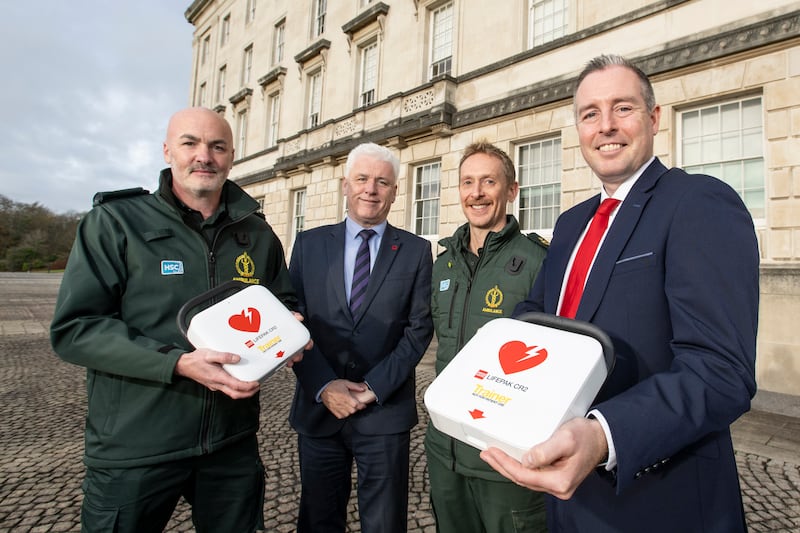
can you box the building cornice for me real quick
[184,0,213,24]
[294,39,332,65]
[229,87,253,106]
[258,67,287,88]
[341,2,390,39]
[638,8,800,78]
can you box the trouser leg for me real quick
[81,462,187,533]
[188,435,265,533]
[296,432,353,533]
[352,430,410,533]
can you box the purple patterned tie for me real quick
[350,229,376,315]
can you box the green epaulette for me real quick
[92,187,149,206]
[527,232,550,249]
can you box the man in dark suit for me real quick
[481,54,759,532]
[288,142,434,533]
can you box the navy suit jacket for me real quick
[288,221,433,437]
[514,159,759,532]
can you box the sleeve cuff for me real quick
[587,409,617,471]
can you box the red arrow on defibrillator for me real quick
[276,351,285,358]
[469,409,485,419]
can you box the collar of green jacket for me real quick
[439,215,522,255]
[156,168,260,223]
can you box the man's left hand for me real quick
[480,417,608,500]
[352,386,377,405]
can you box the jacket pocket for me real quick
[80,486,121,532]
[434,280,459,330]
[613,251,656,275]
[87,372,122,437]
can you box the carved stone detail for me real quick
[403,89,435,114]
[334,118,358,139]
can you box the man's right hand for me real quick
[320,379,369,419]
[174,349,260,399]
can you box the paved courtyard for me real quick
[0,272,798,532]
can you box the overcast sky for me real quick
[1,2,195,214]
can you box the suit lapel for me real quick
[352,224,402,324]
[326,222,349,314]
[575,159,667,320]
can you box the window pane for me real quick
[701,134,721,162]
[721,131,740,161]
[683,139,701,166]
[517,137,561,231]
[680,97,763,217]
[742,127,762,158]
[429,2,453,78]
[530,0,568,47]
[293,189,306,236]
[682,110,699,137]
[720,102,740,133]
[414,162,441,235]
[743,159,763,189]
[742,98,762,129]
[700,107,719,135]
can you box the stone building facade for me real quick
[184,0,800,394]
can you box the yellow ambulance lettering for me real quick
[257,336,282,352]
[472,383,512,406]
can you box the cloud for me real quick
[0,2,193,214]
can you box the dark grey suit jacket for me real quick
[288,221,433,437]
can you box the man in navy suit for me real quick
[288,142,434,533]
[481,55,759,532]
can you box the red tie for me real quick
[559,198,621,318]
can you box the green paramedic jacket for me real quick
[50,169,297,468]
[425,215,548,481]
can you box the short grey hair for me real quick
[574,54,657,114]
[344,142,400,182]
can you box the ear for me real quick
[162,142,171,164]
[650,104,662,136]
[506,181,520,203]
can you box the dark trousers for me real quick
[297,423,411,533]
[80,435,264,533]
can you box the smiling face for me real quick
[162,107,234,206]
[342,155,397,228]
[575,65,661,193]
[459,152,519,233]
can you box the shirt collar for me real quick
[345,216,387,241]
[600,156,655,203]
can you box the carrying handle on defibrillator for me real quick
[176,280,247,337]
[515,311,616,373]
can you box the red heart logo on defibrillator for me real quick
[228,308,261,332]
[498,340,547,374]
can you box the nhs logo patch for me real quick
[161,260,185,276]
[439,279,450,292]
